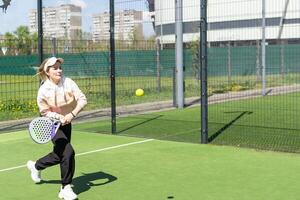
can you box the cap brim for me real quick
[43,57,64,72]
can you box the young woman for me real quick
[27,57,87,200]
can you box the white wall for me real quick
[155,0,300,43]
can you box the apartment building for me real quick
[28,4,82,40]
[92,10,143,41]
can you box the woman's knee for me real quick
[63,143,75,158]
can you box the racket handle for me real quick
[51,122,61,139]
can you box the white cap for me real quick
[43,57,64,72]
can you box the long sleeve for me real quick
[69,78,87,116]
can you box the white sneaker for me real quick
[26,160,41,183]
[58,184,78,200]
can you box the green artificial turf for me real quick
[74,92,300,153]
[0,130,300,199]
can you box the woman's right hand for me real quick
[64,113,74,124]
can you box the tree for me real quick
[14,26,32,55]
[1,26,39,55]
[3,32,16,55]
[30,32,38,54]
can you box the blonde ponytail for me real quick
[36,58,50,81]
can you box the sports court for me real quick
[1,102,300,199]
[1,0,300,199]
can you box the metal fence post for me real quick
[200,0,208,144]
[37,0,43,65]
[110,0,116,134]
[262,0,266,96]
[173,67,177,107]
[156,39,161,93]
[227,42,231,85]
[175,0,184,108]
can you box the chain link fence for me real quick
[1,0,300,153]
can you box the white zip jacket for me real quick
[37,76,87,119]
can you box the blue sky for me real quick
[0,0,154,36]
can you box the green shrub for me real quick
[0,100,38,113]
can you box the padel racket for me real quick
[28,117,60,144]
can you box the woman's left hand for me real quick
[64,113,74,124]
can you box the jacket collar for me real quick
[44,76,65,87]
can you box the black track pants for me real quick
[35,123,75,186]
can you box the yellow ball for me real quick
[135,88,144,97]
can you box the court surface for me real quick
[1,129,300,200]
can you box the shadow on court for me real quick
[117,115,163,134]
[41,171,117,195]
[208,111,253,142]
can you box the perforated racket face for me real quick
[28,117,59,144]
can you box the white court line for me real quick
[0,165,27,172]
[76,139,154,156]
[0,139,154,173]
